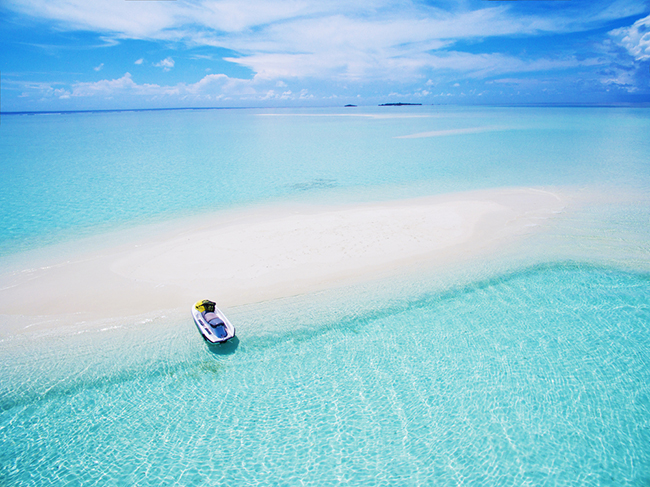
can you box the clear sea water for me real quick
[1,106,650,485]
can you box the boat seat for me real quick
[203,312,218,322]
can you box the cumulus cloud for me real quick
[610,14,650,61]
[154,57,175,71]
[55,88,71,99]
[70,73,143,96]
[41,71,312,102]
[94,63,104,71]
[134,58,144,65]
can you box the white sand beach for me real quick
[0,187,565,334]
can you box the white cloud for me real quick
[94,63,104,71]
[194,0,323,33]
[182,73,256,96]
[3,0,181,38]
[70,73,141,96]
[68,73,194,97]
[55,88,71,99]
[50,71,325,103]
[227,49,602,83]
[4,0,647,106]
[5,79,77,99]
[8,0,643,44]
[610,14,650,61]
[600,68,639,92]
[4,0,645,85]
[154,57,175,71]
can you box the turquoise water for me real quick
[1,107,650,485]
[1,107,649,255]
[2,264,649,485]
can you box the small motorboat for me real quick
[192,300,236,344]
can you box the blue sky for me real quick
[1,0,649,111]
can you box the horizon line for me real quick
[2,102,650,116]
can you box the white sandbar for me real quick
[0,187,565,333]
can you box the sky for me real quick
[1,0,649,111]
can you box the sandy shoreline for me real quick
[0,187,565,335]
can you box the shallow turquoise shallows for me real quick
[2,264,649,485]
[1,106,650,485]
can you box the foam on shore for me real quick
[0,187,565,336]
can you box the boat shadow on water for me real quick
[206,336,240,356]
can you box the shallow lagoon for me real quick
[1,107,649,485]
[3,264,649,485]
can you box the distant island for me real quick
[344,104,357,107]
[379,103,422,106]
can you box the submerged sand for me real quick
[0,187,565,334]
